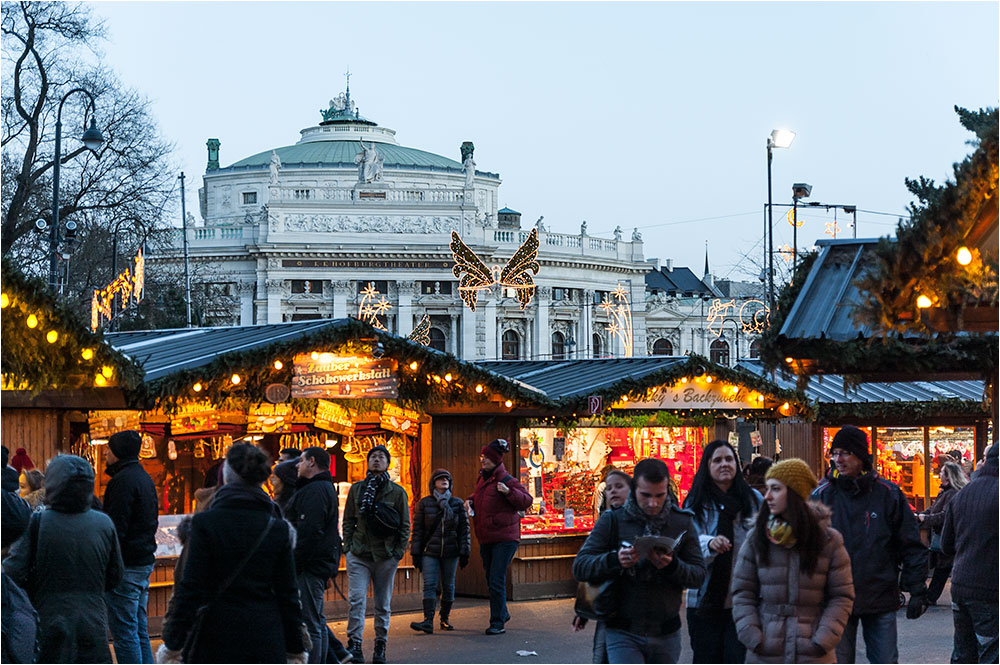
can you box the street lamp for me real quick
[766,128,795,311]
[791,182,812,279]
[49,88,105,292]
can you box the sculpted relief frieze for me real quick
[282,214,459,234]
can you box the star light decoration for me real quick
[598,283,634,357]
[779,244,795,264]
[357,282,392,331]
[824,220,842,238]
[706,298,771,337]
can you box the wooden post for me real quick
[923,426,931,505]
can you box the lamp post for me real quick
[791,183,812,280]
[49,88,104,292]
[766,129,795,311]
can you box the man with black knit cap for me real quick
[811,425,928,664]
[343,444,410,664]
[102,430,159,664]
[466,438,532,635]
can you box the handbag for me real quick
[573,510,620,621]
[181,517,276,663]
[367,502,402,539]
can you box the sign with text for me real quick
[88,410,142,439]
[282,259,452,270]
[314,399,355,436]
[380,402,420,435]
[587,395,604,415]
[291,354,398,399]
[614,384,761,410]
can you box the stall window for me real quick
[428,327,447,352]
[502,330,521,360]
[652,338,673,356]
[710,339,730,366]
[749,339,762,359]
[592,333,602,358]
[552,331,566,360]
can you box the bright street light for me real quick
[770,129,796,149]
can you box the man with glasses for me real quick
[812,425,928,663]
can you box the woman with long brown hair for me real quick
[731,459,854,663]
[917,460,969,605]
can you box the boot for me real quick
[439,600,454,631]
[347,639,364,664]
[372,639,387,664]
[409,599,435,634]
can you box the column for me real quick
[332,280,350,319]
[533,287,551,359]
[238,281,255,326]
[397,281,413,337]
[485,297,498,361]
[460,308,477,360]
[450,314,459,356]
[581,291,593,358]
[265,278,283,323]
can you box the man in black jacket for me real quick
[942,443,998,663]
[102,430,159,665]
[287,446,342,664]
[811,425,928,664]
[573,458,706,664]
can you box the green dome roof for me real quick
[227,141,462,171]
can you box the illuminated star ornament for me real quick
[357,282,392,330]
[408,314,431,346]
[450,228,540,311]
[824,220,841,238]
[599,283,633,357]
[779,244,795,263]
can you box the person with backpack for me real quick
[342,445,410,664]
[466,438,533,636]
[409,468,471,634]
[3,454,124,663]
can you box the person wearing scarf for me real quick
[342,444,410,664]
[409,468,471,634]
[683,441,762,663]
[731,459,854,663]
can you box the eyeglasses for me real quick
[829,450,855,459]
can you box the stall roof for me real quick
[476,358,689,400]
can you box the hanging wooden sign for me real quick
[170,403,219,435]
[380,402,421,435]
[314,399,355,436]
[615,385,760,410]
[88,410,142,439]
[291,354,398,399]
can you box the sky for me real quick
[90,1,998,281]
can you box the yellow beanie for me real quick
[765,459,818,502]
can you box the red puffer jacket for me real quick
[468,463,533,545]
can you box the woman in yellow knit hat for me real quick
[730,459,855,663]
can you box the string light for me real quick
[26,314,38,328]
[193,382,203,392]
[95,374,107,387]
[956,246,973,265]
[730,386,739,395]
[757,394,765,402]
[409,361,418,370]
[81,348,94,361]
[273,360,283,370]
[46,330,58,343]
[504,399,513,408]
[680,377,688,384]
[0,293,8,308]
[705,376,713,383]
[475,384,484,393]
[785,357,794,364]
[311,352,320,360]
[231,373,241,385]
[444,373,452,382]
[916,295,933,309]
[101,366,114,379]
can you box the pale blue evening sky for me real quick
[91,1,998,280]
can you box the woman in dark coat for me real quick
[3,454,124,664]
[158,444,307,664]
[917,461,968,604]
[409,468,471,633]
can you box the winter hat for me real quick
[108,430,142,460]
[987,444,998,463]
[830,425,872,470]
[273,460,299,488]
[367,444,391,464]
[429,468,453,491]
[10,448,34,474]
[766,459,818,502]
[481,438,510,465]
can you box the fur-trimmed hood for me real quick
[809,500,833,530]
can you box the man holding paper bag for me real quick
[573,458,706,664]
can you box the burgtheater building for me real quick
[151,88,764,363]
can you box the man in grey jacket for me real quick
[573,458,706,664]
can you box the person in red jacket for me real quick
[465,438,532,635]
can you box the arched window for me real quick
[749,339,761,359]
[502,330,521,360]
[428,327,446,353]
[710,339,730,366]
[592,333,602,358]
[652,338,673,356]
[552,331,566,360]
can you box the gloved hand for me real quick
[156,644,182,664]
[459,554,469,569]
[906,593,928,619]
[412,554,422,571]
[286,652,307,664]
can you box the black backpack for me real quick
[366,502,402,539]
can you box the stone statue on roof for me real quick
[355,140,384,183]
[321,92,356,122]
[632,227,643,241]
[463,155,476,188]
[614,225,623,241]
[269,151,282,185]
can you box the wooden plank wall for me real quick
[430,415,519,598]
[758,421,825,478]
[1,408,65,471]
[509,535,586,600]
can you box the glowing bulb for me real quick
[433,375,441,383]
[705,376,713,383]
[681,377,688,384]
[311,351,319,360]
[0,293,8,308]
[621,395,628,402]
[81,348,94,361]
[26,314,38,329]
[273,360,283,370]
[409,361,418,370]
[46,330,58,344]
[193,382,203,392]
[475,384,484,393]
[731,386,739,395]
[916,295,933,309]
[785,357,794,364]
[231,373,241,385]
[757,394,765,402]
[101,366,114,379]
[782,402,790,410]
[504,399,513,408]
[956,246,973,266]
[444,373,453,382]
[95,374,107,387]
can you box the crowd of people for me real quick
[1,427,997,664]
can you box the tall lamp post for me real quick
[766,128,795,311]
[791,183,812,280]
[49,88,105,292]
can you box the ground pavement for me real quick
[145,583,956,664]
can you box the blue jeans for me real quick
[105,563,154,664]
[605,627,681,664]
[299,573,328,664]
[952,600,999,663]
[480,541,518,628]
[421,556,459,605]
[835,611,898,663]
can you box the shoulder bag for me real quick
[574,510,621,621]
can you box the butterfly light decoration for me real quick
[408,314,431,346]
[450,228,540,312]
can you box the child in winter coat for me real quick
[731,459,854,664]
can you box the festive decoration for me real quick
[824,220,842,238]
[706,298,770,337]
[779,244,795,263]
[357,282,392,330]
[786,208,804,227]
[450,228,539,311]
[408,314,431,346]
[91,249,144,331]
[599,284,634,357]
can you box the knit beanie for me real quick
[830,425,873,470]
[481,438,510,465]
[766,459,818,502]
[108,430,142,461]
[11,448,34,474]
[272,460,299,488]
[367,444,391,464]
[429,468,452,491]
